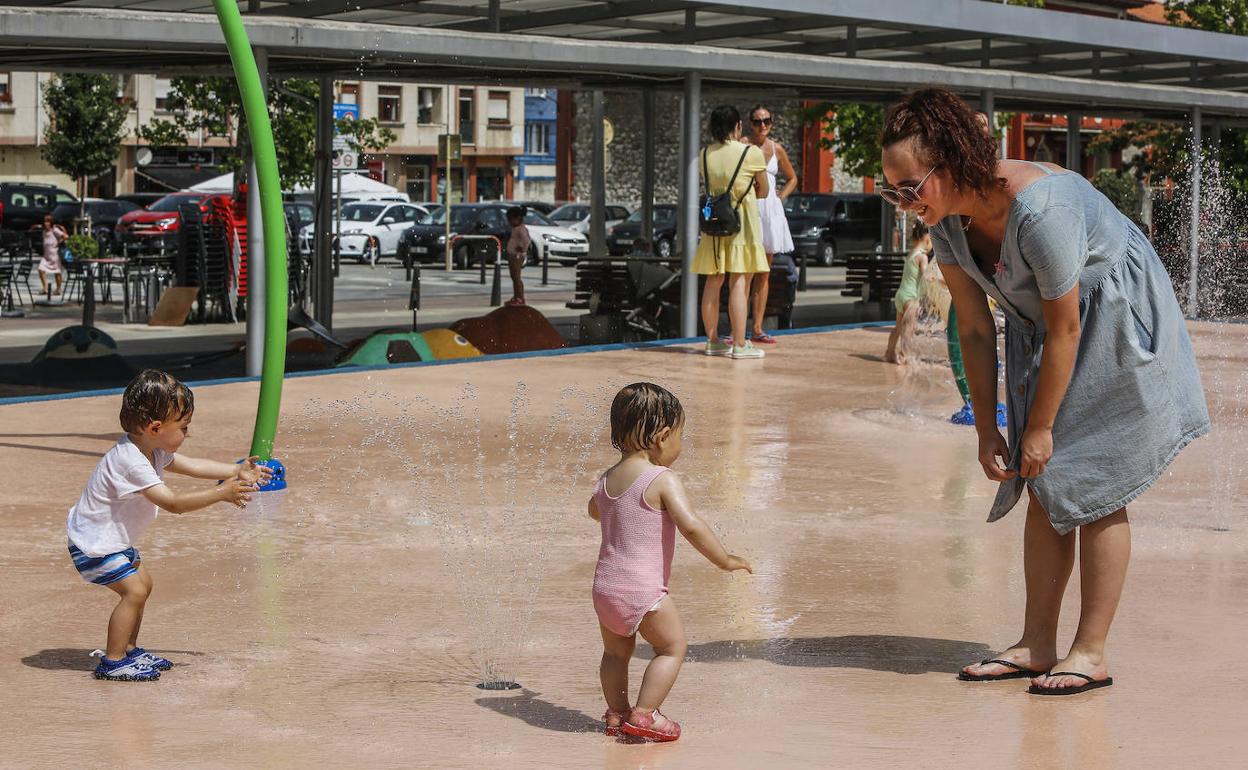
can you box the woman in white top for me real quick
[744,106,797,345]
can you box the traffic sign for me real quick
[332,151,358,170]
[333,103,359,122]
[438,134,462,163]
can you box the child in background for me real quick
[67,370,269,681]
[590,383,753,742]
[885,220,932,364]
[504,205,530,307]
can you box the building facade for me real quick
[514,88,557,201]
[0,72,525,202]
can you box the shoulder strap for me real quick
[701,148,710,194]
[731,146,754,208]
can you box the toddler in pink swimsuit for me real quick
[590,382,753,743]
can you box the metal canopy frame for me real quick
[2,2,1248,119]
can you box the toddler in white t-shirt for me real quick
[67,370,269,681]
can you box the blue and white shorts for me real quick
[68,542,141,585]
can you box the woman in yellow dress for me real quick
[695,105,770,360]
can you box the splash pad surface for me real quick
[2,325,1245,768]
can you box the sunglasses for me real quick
[879,166,936,206]
[751,117,773,126]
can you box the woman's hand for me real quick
[1019,426,1053,479]
[978,429,1017,482]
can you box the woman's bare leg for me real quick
[750,255,774,337]
[1032,508,1130,689]
[727,273,749,347]
[962,492,1070,678]
[701,273,725,342]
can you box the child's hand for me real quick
[219,478,256,509]
[724,555,753,574]
[236,456,274,486]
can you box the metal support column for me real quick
[678,72,701,338]
[245,46,268,377]
[1188,107,1202,317]
[641,88,656,255]
[1066,112,1082,174]
[590,90,607,258]
[313,74,334,333]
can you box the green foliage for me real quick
[1089,4,1248,199]
[1166,0,1248,34]
[1007,0,1045,7]
[798,102,884,179]
[41,74,129,191]
[1091,168,1142,222]
[138,78,395,189]
[1087,121,1189,183]
[66,233,100,261]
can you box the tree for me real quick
[42,74,129,217]
[799,103,883,179]
[139,77,395,189]
[1091,167,1143,223]
[1087,2,1248,200]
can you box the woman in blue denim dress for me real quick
[880,88,1209,696]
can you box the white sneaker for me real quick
[731,342,765,360]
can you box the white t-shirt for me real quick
[67,436,174,557]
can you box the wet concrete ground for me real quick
[1,324,1244,768]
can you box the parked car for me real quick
[52,199,141,248]
[784,193,882,266]
[549,202,631,235]
[399,203,588,268]
[488,200,558,216]
[606,204,679,257]
[296,201,427,262]
[112,192,167,209]
[0,182,77,234]
[114,192,229,249]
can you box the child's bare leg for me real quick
[125,563,153,652]
[508,256,525,302]
[599,623,635,714]
[962,492,1070,678]
[104,572,150,660]
[894,301,921,364]
[884,309,903,363]
[632,597,686,722]
[1033,508,1130,690]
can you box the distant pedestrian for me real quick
[744,105,797,345]
[38,214,67,297]
[505,206,530,306]
[695,105,770,360]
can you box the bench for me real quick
[699,267,796,331]
[842,250,907,305]
[568,257,796,342]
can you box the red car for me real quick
[115,192,232,246]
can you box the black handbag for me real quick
[699,146,752,237]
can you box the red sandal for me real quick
[621,708,681,742]
[603,709,629,736]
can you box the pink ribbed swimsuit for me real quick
[592,465,675,637]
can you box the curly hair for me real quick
[881,87,1002,197]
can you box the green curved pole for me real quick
[213,0,288,460]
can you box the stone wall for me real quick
[571,92,816,206]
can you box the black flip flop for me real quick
[1027,672,1114,696]
[958,658,1046,682]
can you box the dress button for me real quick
[1016,384,1026,396]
